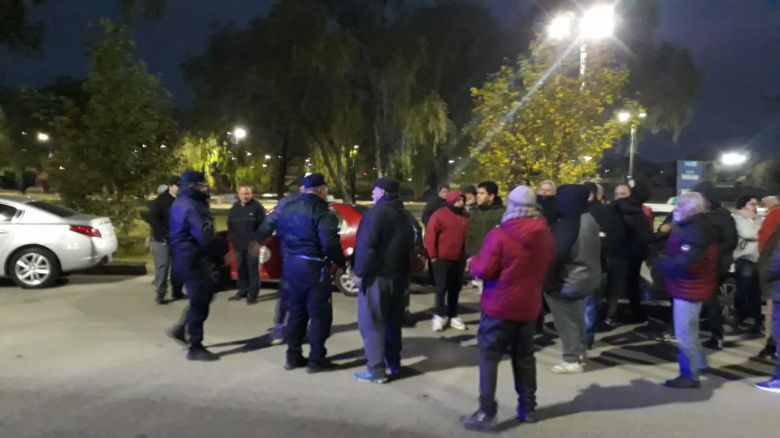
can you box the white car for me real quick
[0,196,118,288]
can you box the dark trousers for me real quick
[478,315,537,417]
[358,276,407,377]
[235,248,260,300]
[432,259,466,317]
[284,257,332,363]
[177,259,218,346]
[275,282,289,326]
[545,293,588,363]
[771,300,780,379]
[625,255,645,318]
[735,259,762,326]
[605,257,627,320]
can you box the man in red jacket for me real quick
[425,191,470,332]
[460,186,556,431]
[654,191,719,389]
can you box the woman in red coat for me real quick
[460,185,556,431]
[424,191,470,331]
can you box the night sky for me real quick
[1,0,779,162]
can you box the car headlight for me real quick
[259,246,272,264]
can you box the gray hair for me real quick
[678,191,706,214]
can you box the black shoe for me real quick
[228,292,246,301]
[460,410,497,431]
[307,359,337,374]
[166,325,187,346]
[187,345,219,361]
[284,357,308,370]
[155,296,166,305]
[171,291,186,301]
[703,337,723,350]
[516,407,537,424]
[664,376,700,389]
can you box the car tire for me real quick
[9,247,60,289]
[335,266,359,297]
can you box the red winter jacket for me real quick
[469,217,556,322]
[654,214,719,302]
[424,192,469,261]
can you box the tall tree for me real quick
[470,38,631,188]
[50,19,176,232]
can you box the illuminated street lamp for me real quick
[721,152,748,167]
[548,4,616,86]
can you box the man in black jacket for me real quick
[583,182,625,337]
[227,185,266,303]
[275,173,346,373]
[167,171,228,361]
[694,181,738,350]
[612,182,653,322]
[352,178,418,383]
[146,176,184,304]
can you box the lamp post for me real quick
[548,5,616,88]
[618,111,647,184]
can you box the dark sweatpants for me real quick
[358,276,407,377]
[432,259,466,317]
[284,257,332,363]
[478,315,537,417]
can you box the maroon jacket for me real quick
[424,192,469,261]
[469,217,556,322]
[654,214,719,302]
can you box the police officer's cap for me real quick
[180,170,207,185]
[373,177,400,194]
[303,173,327,188]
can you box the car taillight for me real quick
[70,225,102,238]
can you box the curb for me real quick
[81,263,148,276]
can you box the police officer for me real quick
[167,171,227,361]
[273,173,345,372]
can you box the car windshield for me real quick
[29,201,78,217]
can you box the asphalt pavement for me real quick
[0,275,777,438]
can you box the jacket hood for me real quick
[501,217,550,249]
[555,184,590,217]
[446,191,465,205]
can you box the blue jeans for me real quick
[673,298,708,380]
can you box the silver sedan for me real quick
[0,196,118,288]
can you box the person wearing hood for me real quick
[536,180,557,225]
[465,181,505,258]
[166,171,228,361]
[654,192,719,389]
[693,181,738,350]
[611,181,654,322]
[460,186,556,431]
[351,178,418,384]
[425,191,470,332]
[544,184,601,374]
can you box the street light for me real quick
[233,127,247,141]
[721,152,748,166]
[548,4,615,86]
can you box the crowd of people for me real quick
[145,169,780,432]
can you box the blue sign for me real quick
[677,161,704,196]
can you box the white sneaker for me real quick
[449,316,467,331]
[550,361,584,374]
[432,315,447,332]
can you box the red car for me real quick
[219,202,426,296]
